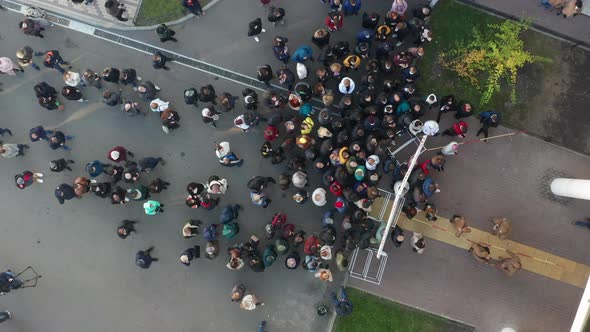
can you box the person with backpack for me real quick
[183,88,198,107]
[156,24,177,42]
[135,246,158,269]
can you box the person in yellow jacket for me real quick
[300,117,314,135]
[343,55,361,72]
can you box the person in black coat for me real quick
[390,225,405,247]
[117,220,137,239]
[267,6,285,26]
[137,81,159,100]
[182,0,204,16]
[48,131,72,150]
[248,17,265,42]
[149,178,170,193]
[198,84,217,105]
[55,183,76,204]
[180,246,199,266]
[61,86,85,102]
[91,182,112,198]
[50,158,74,172]
[120,68,140,87]
[256,64,273,87]
[102,67,120,83]
[152,51,172,71]
[247,176,276,192]
[136,246,158,269]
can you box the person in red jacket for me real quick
[441,120,468,138]
[325,11,344,32]
[263,125,279,141]
[304,235,321,255]
[107,146,134,163]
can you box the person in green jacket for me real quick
[143,200,164,215]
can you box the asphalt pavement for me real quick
[0,10,341,332]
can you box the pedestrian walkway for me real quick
[370,202,590,288]
[459,0,590,47]
[17,0,138,27]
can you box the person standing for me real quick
[180,246,199,266]
[182,0,205,16]
[256,64,274,87]
[82,69,102,89]
[201,106,221,128]
[42,50,68,74]
[48,131,73,150]
[156,24,177,42]
[102,90,122,107]
[143,200,164,215]
[16,46,41,71]
[137,81,161,100]
[105,0,128,22]
[135,246,158,269]
[240,294,264,310]
[61,86,86,103]
[117,220,137,239]
[107,146,134,163]
[325,11,343,32]
[55,183,76,204]
[477,111,501,140]
[342,0,362,16]
[411,232,425,254]
[441,121,468,138]
[389,0,408,16]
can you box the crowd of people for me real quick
[0,0,525,330]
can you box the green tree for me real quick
[442,19,550,105]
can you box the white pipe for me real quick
[571,275,590,332]
[550,178,590,200]
[376,135,428,258]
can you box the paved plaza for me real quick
[0,1,589,332]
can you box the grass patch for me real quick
[417,0,561,118]
[135,0,210,26]
[333,288,473,332]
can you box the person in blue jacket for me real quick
[291,45,314,63]
[477,111,501,139]
[342,0,362,16]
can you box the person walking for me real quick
[135,246,158,269]
[152,51,172,70]
[54,183,76,204]
[248,18,266,43]
[477,111,501,140]
[16,46,41,71]
[42,50,68,74]
[331,287,353,316]
[342,0,361,16]
[1,143,29,158]
[182,0,205,16]
[267,6,286,26]
[231,283,246,302]
[201,106,221,128]
[15,171,43,189]
[156,24,177,42]
[240,294,264,310]
[411,232,425,254]
[18,18,45,38]
[117,220,137,239]
[48,131,73,150]
[50,158,75,172]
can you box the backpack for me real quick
[34,82,56,98]
[184,88,197,105]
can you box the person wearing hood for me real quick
[215,142,243,167]
[338,77,355,94]
[292,171,308,188]
[143,200,164,215]
[90,181,111,198]
[312,188,328,206]
[285,251,301,269]
[365,155,380,171]
[342,0,361,16]
[292,45,314,63]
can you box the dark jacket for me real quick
[55,183,76,204]
[48,131,66,150]
[29,126,50,142]
[135,250,153,269]
[138,81,157,101]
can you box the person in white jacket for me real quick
[338,77,355,94]
[149,98,170,112]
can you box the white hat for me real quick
[110,150,120,160]
[312,188,327,206]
